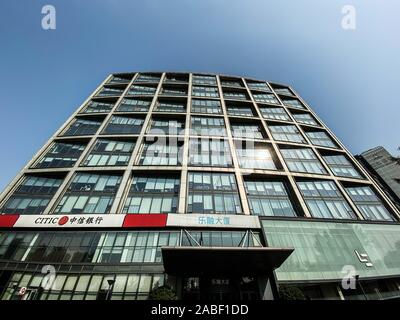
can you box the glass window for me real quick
[297,180,356,220]
[147,119,184,135]
[34,142,86,168]
[292,113,318,126]
[160,85,187,96]
[235,144,277,170]
[252,93,279,104]
[226,105,254,117]
[273,87,294,96]
[260,107,291,121]
[305,131,338,148]
[54,173,121,214]
[189,138,232,167]
[245,180,297,217]
[1,176,63,215]
[81,139,134,167]
[191,116,226,136]
[192,86,219,98]
[192,75,217,86]
[191,99,221,114]
[117,98,151,112]
[223,90,248,100]
[323,155,362,179]
[231,123,264,139]
[187,172,242,214]
[128,85,157,96]
[138,140,183,166]
[269,125,306,144]
[62,119,102,136]
[281,148,327,174]
[155,100,186,113]
[247,82,271,91]
[97,86,124,97]
[345,186,395,221]
[108,75,132,84]
[123,176,180,214]
[82,100,114,113]
[135,74,161,83]
[102,116,144,135]
[281,98,306,109]
[221,79,243,87]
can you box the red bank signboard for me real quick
[0,213,261,229]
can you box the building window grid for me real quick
[235,145,277,170]
[252,93,279,104]
[62,119,102,137]
[123,176,180,214]
[260,107,291,121]
[244,181,297,217]
[187,172,242,214]
[54,173,122,215]
[128,85,157,96]
[116,99,151,113]
[82,101,114,114]
[297,180,356,220]
[134,74,161,83]
[223,91,248,101]
[231,124,264,139]
[246,82,271,92]
[1,177,63,215]
[191,99,222,114]
[192,86,219,98]
[160,86,187,96]
[97,87,124,97]
[281,98,306,110]
[155,100,186,113]
[138,141,183,166]
[190,116,227,136]
[292,113,319,126]
[108,75,132,84]
[102,116,144,135]
[305,131,338,149]
[147,119,185,135]
[345,186,395,221]
[34,142,86,169]
[323,155,362,179]
[81,139,135,167]
[3,72,396,224]
[221,80,243,88]
[226,106,254,117]
[273,88,294,96]
[192,75,217,86]
[189,139,232,167]
[269,125,306,144]
[280,148,327,175]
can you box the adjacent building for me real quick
[356,146,400,211]
[0,72,400,300]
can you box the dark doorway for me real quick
[182,276,259,301]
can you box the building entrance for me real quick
[182,276,259,301]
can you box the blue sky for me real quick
[0,0,399,192]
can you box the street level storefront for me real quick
[0,213,293,300]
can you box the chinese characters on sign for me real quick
[197,216,231,226]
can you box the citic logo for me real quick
[58,216,69,225]
[34,216,69,226]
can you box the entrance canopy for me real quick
[162,246,294,276]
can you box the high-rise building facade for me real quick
[356,146,400,211]
[0,72,400,301]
